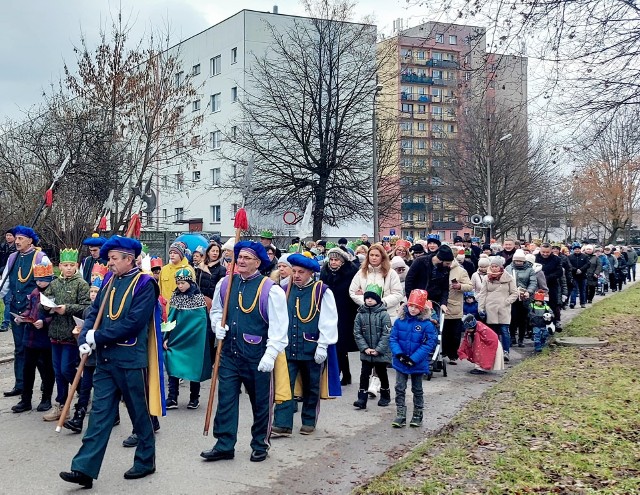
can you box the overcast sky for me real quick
[1,0,456,121]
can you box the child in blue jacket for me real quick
[389,289,438,428]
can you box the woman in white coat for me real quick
[349,244,404,320]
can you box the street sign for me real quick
[390,229,396,235]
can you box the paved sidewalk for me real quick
[0,330,14,363]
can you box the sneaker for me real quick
[0,323,9,332]
[503,351,510,363]
[187,399,200,410]
[166,398,178,409]
[299,425,315,435]
[580,304,586,308]
[43,402,68,422]
[271,426,292,438]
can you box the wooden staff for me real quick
[56,277,113,432]
[203,208,248,436]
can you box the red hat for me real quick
[150,257,163,270]
[407,289,429,310]
[395,239,411,250]
[533,290,546,302]
[91,263,109,280]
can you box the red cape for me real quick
[458,321,500,370]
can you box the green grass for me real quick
[357,285,640,495]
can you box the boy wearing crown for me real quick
[529,290,553,352]
[41,248,91,421]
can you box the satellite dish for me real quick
[470,214,483,225]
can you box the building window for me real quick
[465,72,472,81]
[231,126,237,140]
[451,231,458,240]
[192,171,201,182]
[192,63,201,75]
[192,99,201,112]
[211,93,221,113]
[401,103,413,113]
[231,86,238,102]
[401,139,412,150]
[231,47,238,64]
[211,205,221,223]
[211,168,221,185]
[162,175,168,188]
[400,121,412,131]
[232,163,237,178]
[417,122,426,131]
[175,207,184,222]
[210,130,221,149]
[417,140,426,149]
[438,231,446,239]
[432,52,443,60]
[432,141,444,150]
[435,33,444,43]
[162,209,167,222]
[231,203,239,217]
[174,71,183,87]
[176,173,184,191]
[210,55,221,76]
[417,50,425,59]
[449,35,457,45]
[417,104,426,114]
[401,48,413,58]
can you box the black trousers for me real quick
[22,346,54,402]
[358,361,390,390]
[337,352,351,380]
[442,319,462,360]
[586,284,596,302]
[509,300,529,342]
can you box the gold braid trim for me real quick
[238,277,268,314]
[293,281,322,324]
[17,247,42,283]
[108,273,143,320]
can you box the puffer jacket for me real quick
[477,271,518,325]
[195,261,226,299]
[349,265,404,318]
[353,302,391,363]
[505,261,537,296]
[445,260,473,320]
[43,272,91,343]
[389,306,438,375]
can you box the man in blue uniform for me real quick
[272,254,338,437]
[201,241,289,463]
[0,225,48,397]
[60,235,162,488]
[80,234,108,284]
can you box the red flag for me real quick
[44,189,53,207]
[126,214,142,239]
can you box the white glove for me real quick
[314,346,328,364]
[85,329,96,349]
[79,343,92,358]
[215,322,229,340]
[257,347,278,373]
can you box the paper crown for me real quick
[364,283,383,298]
[34,260,54,279]
[150,257,163,269]
[259,230,274,239]
[91,277,103,290]
[91,263,109,281]
[407,289,429,310]
[395,239,411,250]
[175,268,193,282]
[60,249,79,263]
[141,243,149,254]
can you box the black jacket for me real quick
[0,241,16,270]
[195,262,227,299]
[535,253,563,287]
[320,261,360,354]
[404,253,450,306]
[568,253,590,279]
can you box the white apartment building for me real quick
[154,9,375,239]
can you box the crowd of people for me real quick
[0,225,637,489]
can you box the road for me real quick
[0,287,628,494]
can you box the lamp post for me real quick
[372,83,383,243]
[485,132,512,243]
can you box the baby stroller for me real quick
[426,302,447,380]
[596,272,606,296]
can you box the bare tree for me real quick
[224,0,391,239]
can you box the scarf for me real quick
[488,267,504,281]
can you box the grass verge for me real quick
[356,284,640,495]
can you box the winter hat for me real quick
[512,249,526,262]
[363,283,383,304]
[462,313,477,330]
[277,253,292,267]
[456,248,466,262]
[410,243,425,255]
[221,238,235,252]
[194,246,205,256]
[175,267,193,282]
[489,256,504,267]
[478,256,491,268]
[338,237,348,246]
[169,242,186,260]
[390,256,407,270]
[436,244,454,262]
[525,253,536,265]
[327,247,350,264]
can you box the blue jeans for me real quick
[570,278,587,306]
[394,371,424,409]
[490,324,511,353]
[533,326,548,352]
[51,343,79,404]
[2,293,11,327]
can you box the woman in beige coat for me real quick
[443,259,473,364]
[478,256,518,362]
[349,244,404,320]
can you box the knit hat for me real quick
[436,244,454,262]
[390,256,407,270]
[338,237,348,246]
[426,234,441,247]
[478,256,491,268]
[525,253,536,265]
[410,244,425,255]
[277,253,292,267]
[462,313,477,329]
[221,239,235,252]
[175,267,193,282]
[489,256,504,267]
[363,284,383,304]
[327,247,350,264]
[512,249,526,262]
[169,242,186,260]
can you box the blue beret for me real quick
[13,225,39,245]
[100,235,142,260]
[83,235,107,247]
[288,253,321,272]
[234,241,271,270]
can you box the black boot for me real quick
[409,408,423,427]
[392,406,407,428]
[353,390,368,409]
[63,405,87,433]
[12,398,32,413]
[36,396,52,412]
[377,388,391,407]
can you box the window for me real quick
[191,171,200,182]
[401,103,413,113]
[162,209,167,222]
[432,88,442,102]
[432,177,444,186]
[418,213,427,222]
[432,52,443,60]
[231,126,237,140]
[174,71,183,87]
[451,231,458,240]
[449,35,457,45]
[211,205,221,223]
[417,50,425,59]
[433,70,442,79]
[432,123,444,132]
[417,122,426,131]
[175,207,184,222]
[401,48,412,58]
[192,63,201,75]
[400,121,412,131]
[418,104,426,114]
[210,55,221,76]
[465,72,472,81]
[438,231,446,239]
[231,203,239,217]
[192,99,201,112]
[415,194,426,203]
[231,86,238,102]
[162,175,168,188]
[432,211,444,222]
[231,47,237,64]
[211,167,221,185]
[432,141,444,150]
[435,33,444,43]
[447,124,456,133]
[210,130,221,149]
[191,135,201,147]
[176,173,184,191]
[232,164,237,178]
[402,212,413,221]
[417,140,426,149]
[211,93,221,112]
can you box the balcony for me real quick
[401,92,432,103]
[432,77,458,87]
[401,74,433,85]
[401,202,432,211]
[427,59,460,69]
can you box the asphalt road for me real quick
[0,284,631,494]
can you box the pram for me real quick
[596,272,606,296]
[426,302,447,380]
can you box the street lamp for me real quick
[486,133,512,243]
[372,83,384,243]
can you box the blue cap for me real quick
[233,241,271,270]
[571,242,582,249]
[99,235,142,260]
[83,234,107,247]
[13,225,39,245]
[288,253,321,272]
